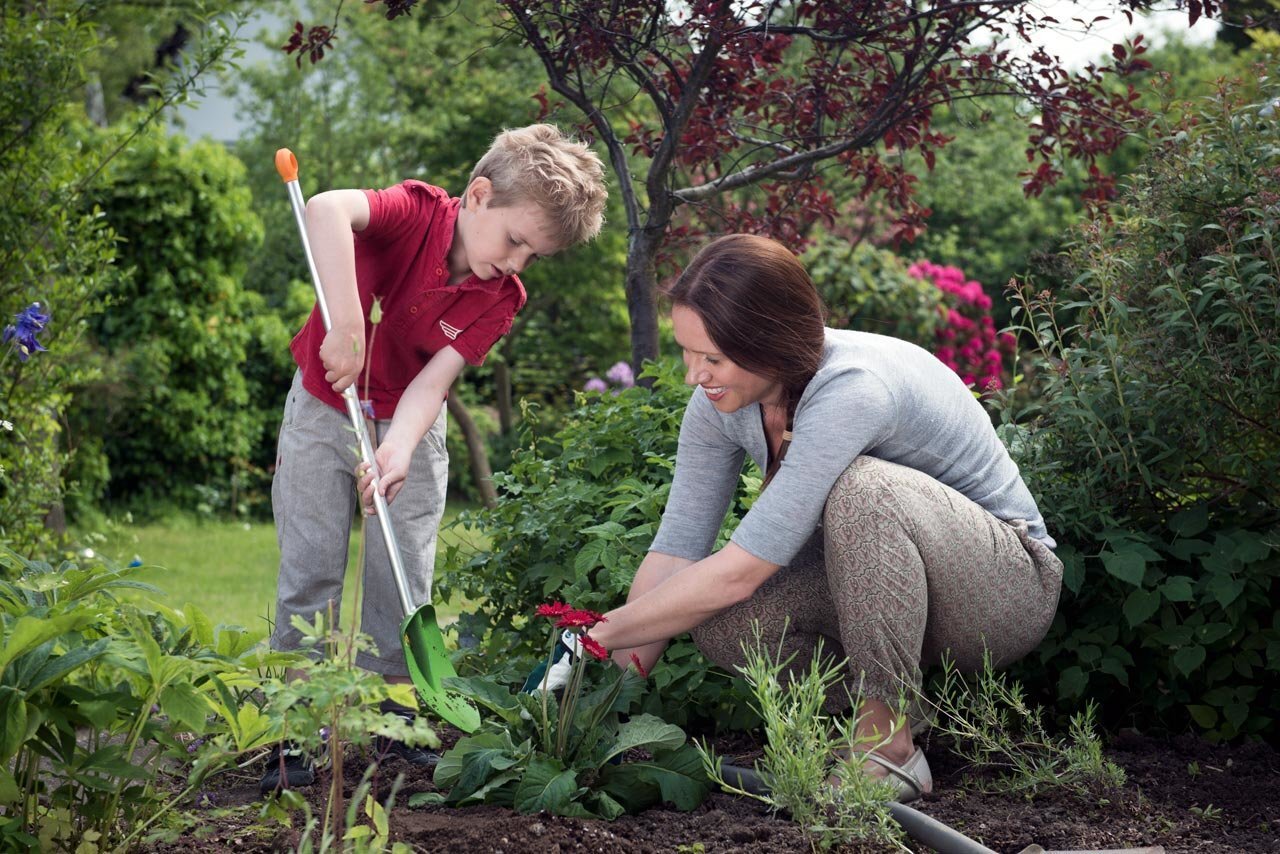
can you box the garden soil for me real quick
[156,728,1278,853]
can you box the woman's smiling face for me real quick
[672,304,783,413]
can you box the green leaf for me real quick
[160,682,210,732]
[0,765,19,804]
[443,676,521,724]
[184,602,215,647]
[0,687,29,763]
[1161,576,1195,602]
[454,749,517,800]
[1058,666,1087,698]
[1173,645,1206,677]
[24,639,109,694]
[626,745,709,811]
[512,758,577,814]
[1205,575,1245,609]
[1168,505,1209,537]
[1122,589,1162,627]
[579,521,626,538]
[433,732,510,789]
[1098,656,1130,687]
[573,540,608,576]
[456,769,522,807]
[602,714,687,764]
[1186,705,1218,728]
[1196,622,1234,645]
[1100,549,1146,586]
[407,792,446,808]
[1231,533,1271,564]
[0,614,88,676]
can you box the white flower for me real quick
[0,420,12,431]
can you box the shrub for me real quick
[997,79,1280,740]
[440,360,760,731]
[0,12,118,553]
[803,232,1012,391]
[804,233,943,345]
[65,129,266,514]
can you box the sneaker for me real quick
[373,735,441,766]
[260,741,316,794]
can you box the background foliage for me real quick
[998,77,1280,741]
[441,361,760,731]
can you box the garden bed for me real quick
[155,728,1278,853]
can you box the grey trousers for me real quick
[270,371,448,675]
[691,456,1063,712]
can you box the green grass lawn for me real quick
[81,506,487,641]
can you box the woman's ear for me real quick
[463,176,492,210]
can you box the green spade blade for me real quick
[401,605,481,733]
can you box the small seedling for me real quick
[1190,804,1223,822]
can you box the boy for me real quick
[264,124,607,793]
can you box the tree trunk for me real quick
[625,227,664,375]
[446,387,497,509]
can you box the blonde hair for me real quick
[469,124,607,248]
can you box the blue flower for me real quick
[3,302,50,362]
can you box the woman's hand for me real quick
[357,439,414,513]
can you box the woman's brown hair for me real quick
[662,234,827,418]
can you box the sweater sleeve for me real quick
[729,368,898,566]
[650,389,746,561]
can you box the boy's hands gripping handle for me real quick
[275,148,415,618]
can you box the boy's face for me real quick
[454,178,560,282]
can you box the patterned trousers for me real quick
[691,456,1063,713]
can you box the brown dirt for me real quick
[155,728,1279,853]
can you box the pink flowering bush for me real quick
[907,260,1015,392]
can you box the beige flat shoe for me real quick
[865,748,933,803]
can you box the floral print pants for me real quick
[691,456,1063,713]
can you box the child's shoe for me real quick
[259,741,316,794]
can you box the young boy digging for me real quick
[264,124,608,794]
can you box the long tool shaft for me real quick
[275,149,415,617]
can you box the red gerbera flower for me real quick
[535,602,573,619]
[628,653,649,679]
[555,608,606,630]
[579,634,609,661]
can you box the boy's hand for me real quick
[357,439,414,512]
[320,325,364,392]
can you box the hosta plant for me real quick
[410,603,710,819]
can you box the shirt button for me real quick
[410,306,418,314]
[435,267,444,276]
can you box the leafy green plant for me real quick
[411,603,710,819]
[926,654,1126,799]
[995,77,1280,739]
[0,547,290,850]
[261,599,439,849]
[697,623,905,852]
[440,359,760,730]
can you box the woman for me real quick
[579,234,1063,802]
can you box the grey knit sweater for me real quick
[651,329,1055,566]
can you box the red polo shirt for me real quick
[290,180,527,419]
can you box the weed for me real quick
[926,653,1127,798]
[696,622,907,852]
[1190,804,1223,822]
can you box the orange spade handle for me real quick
[275,148,298,182]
